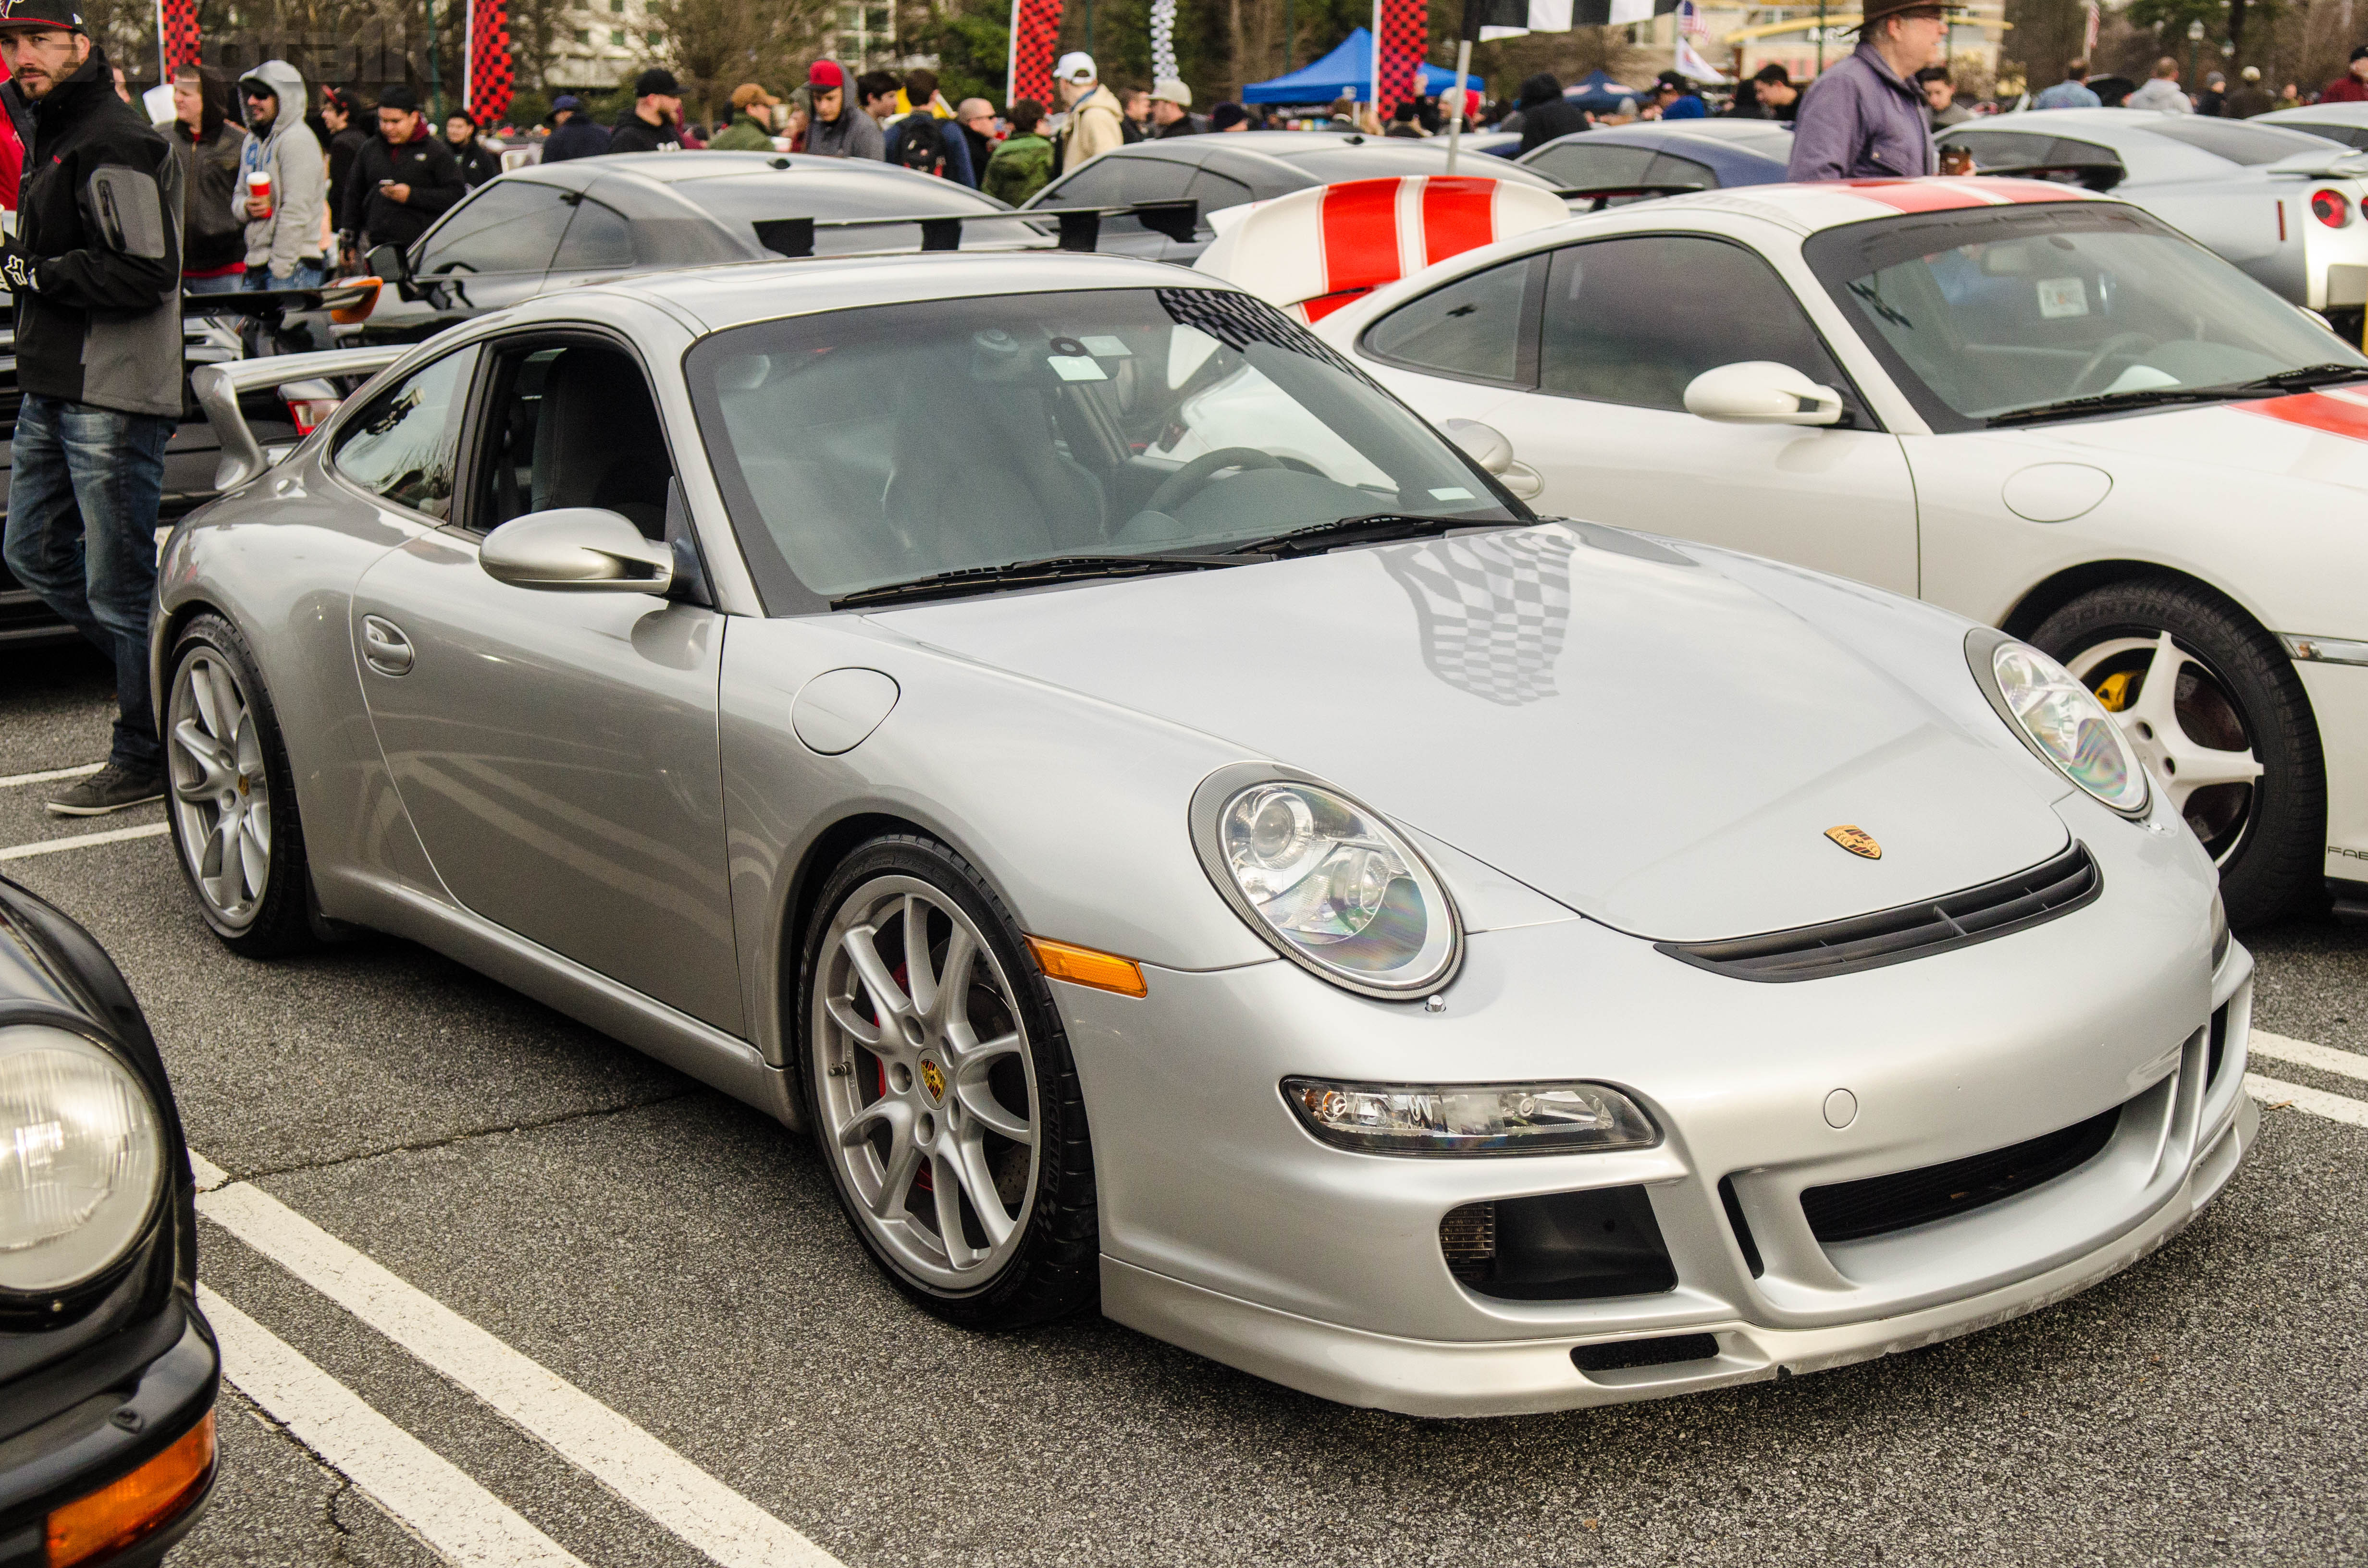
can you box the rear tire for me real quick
[2031,581,2323,926]
[797,834,1098,1328]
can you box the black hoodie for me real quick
[15,47,184,418]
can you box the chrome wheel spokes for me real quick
[814,877,1039,1289]
[168,651,272,924]
[2073,632,2263,865]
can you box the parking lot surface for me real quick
[6,641,2365,1567]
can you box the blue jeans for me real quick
[244,259,325,289]
[183,271,245,295]
[3,396,175,772]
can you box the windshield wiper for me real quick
[2229,363,2368,394]
[1223,513,1503,559]
[1987,386,2254,427]
[831,553,1243,609]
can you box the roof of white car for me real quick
[1629,176,2103,236]
[2258,102,2368,127]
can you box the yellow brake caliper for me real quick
[2093,670,2136,712]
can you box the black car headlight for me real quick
[0,1023,167,1295]
[1190,763,1462,999]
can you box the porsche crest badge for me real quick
[1825,825,1881,860]
[919,1056,947,1102]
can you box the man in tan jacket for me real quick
[1054,52,1125,173]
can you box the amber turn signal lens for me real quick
[1026,936,1147,998]
[48,1409,215,1567]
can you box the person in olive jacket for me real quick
[0,2,186,817]
[340,84,463,255]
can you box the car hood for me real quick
[2004,389,2368,489]
[865,524,2071,943]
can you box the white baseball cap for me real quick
[1055,52,1098,84]
[1150,78,1192,107]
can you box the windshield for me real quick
[1804,202,2367,429]
[688,287,1519,611]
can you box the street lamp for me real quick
[2187,17,2205,91]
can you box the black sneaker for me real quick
[46,764,166,818]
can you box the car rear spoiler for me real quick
[1551,182,1707,211]
[1972,162,2126,193]
[183,278,382,325]
[751,197,1201,259]
[192,345,406,492]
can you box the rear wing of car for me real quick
[751,197,1200,259]
[1550,182,1708,211]
[1968,162,2126,193]
[183,278,382,326]
[192,346,406,492]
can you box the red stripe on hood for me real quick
[2239,391,2368,441]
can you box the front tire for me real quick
[164,614,318,957]
[2032,581,2324,926]
[798,834,1098,1328]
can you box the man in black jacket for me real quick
[0,1,184,815]
[444,109,501,187]
[609,68,684,153]
[340,84,464,255]
[1513,73,1589,151]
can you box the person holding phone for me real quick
[341,83,462,256]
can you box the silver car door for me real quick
[347,331,743,1034]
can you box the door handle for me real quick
[360,614,414,676]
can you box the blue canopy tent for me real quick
[1242,29,1468,104]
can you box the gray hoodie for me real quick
[234,60,326,275]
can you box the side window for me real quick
[331,348,475,518]
[1524,141,1653,192]
[414,182,573,276]
[1948,130,2059,171]
[1040,156,1195,233]
[553,197,635,271]
[1186,167,1254,220]
[1539,236,1852,414]
[1359,255,1540,386]
[1643,151,1716,190]
[469,339,676,541]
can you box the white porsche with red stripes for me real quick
[1313,175,2368,928]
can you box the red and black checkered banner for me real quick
[465,0,512,123]
[157,0,200,74]
[1006,0,1063,108]
[1374,0,1427,112]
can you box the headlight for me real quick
[1189,764,1461,997]
[1283,1078,1660,1155]
[0,1025,166,1294]
[1968,630,2150,816]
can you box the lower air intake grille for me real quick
[1571,1333,1721,1374]
[1657,842,2099,983]
[1801,1105,2121,1244]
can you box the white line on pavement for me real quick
[195,1175,841,1568]
[0,821,168,861]
[2249,1029,2368,1085]
[2246,1074,2368,1129]
[0,761,101,789]
[198,1285,590,1568]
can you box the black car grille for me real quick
[1657,842,2099,983]
[1801,1105,2121,1245]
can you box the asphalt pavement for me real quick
[5,640,2365,1567]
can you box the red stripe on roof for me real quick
[2238,391,2368,442]
[1982,178,2093,204]
[1319,180,1403,299]
[1839,179,2002,214]
[1420,177,1498,268]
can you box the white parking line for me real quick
[0,761,101,789]
[0,821,168,861]
[194,1171,840,1568]
[2249,1029,2368,1085]
[198,1285,589,1568]
[2246,1074,2368,1129]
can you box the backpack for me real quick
[894,113,948,176]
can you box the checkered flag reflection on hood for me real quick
[1381,529,1575,707]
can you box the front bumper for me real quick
[0,1301,220,1567]
[1067,796,2253,1415]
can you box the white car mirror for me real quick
[1683,361,1845,427]
[480,508,674,595]
[1440,418,1544,500]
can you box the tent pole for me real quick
[1445,37,1470,173]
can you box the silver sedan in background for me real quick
[153,254,2250,1414]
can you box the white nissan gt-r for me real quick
[1319,176,2368,927]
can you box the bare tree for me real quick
[643,0,831,121]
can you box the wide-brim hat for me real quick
[1846,0,1952,33]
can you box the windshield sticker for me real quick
[1429,486,1475,500]
[2037,277,2089,318]
[1049,355,1109,382]
[1079,335,1134,358]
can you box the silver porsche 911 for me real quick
[154,253,2255,1416]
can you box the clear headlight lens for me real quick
[0,1025,165,1294]
[1987,638,2151,815]
[1201,776,1461,996]
[1283,1078,1660,1156]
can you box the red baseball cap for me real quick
[808,61,845,90]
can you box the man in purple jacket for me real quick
[1786,0,1944,182]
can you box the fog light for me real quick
[1283,1078,1658,1155]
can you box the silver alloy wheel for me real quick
[2068,632,2265,866]
[813,875,1039,1292]
[167,648,272,927]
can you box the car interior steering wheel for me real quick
[2067,332,2157,398]
[1144,447,1283,517]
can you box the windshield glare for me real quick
[688,287,1516,608]
[1807,206,2367,426]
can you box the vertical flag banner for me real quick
[1009,0,1065,107]
[1375,0,1425,110]
[467,0,513,123]
[157,0,200,74]
[1150,0,1177,83]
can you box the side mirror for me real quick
[480,509,673,594]
[1440,418,1544,501]
[365,242,411,284]
[1683,361,1844,427]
